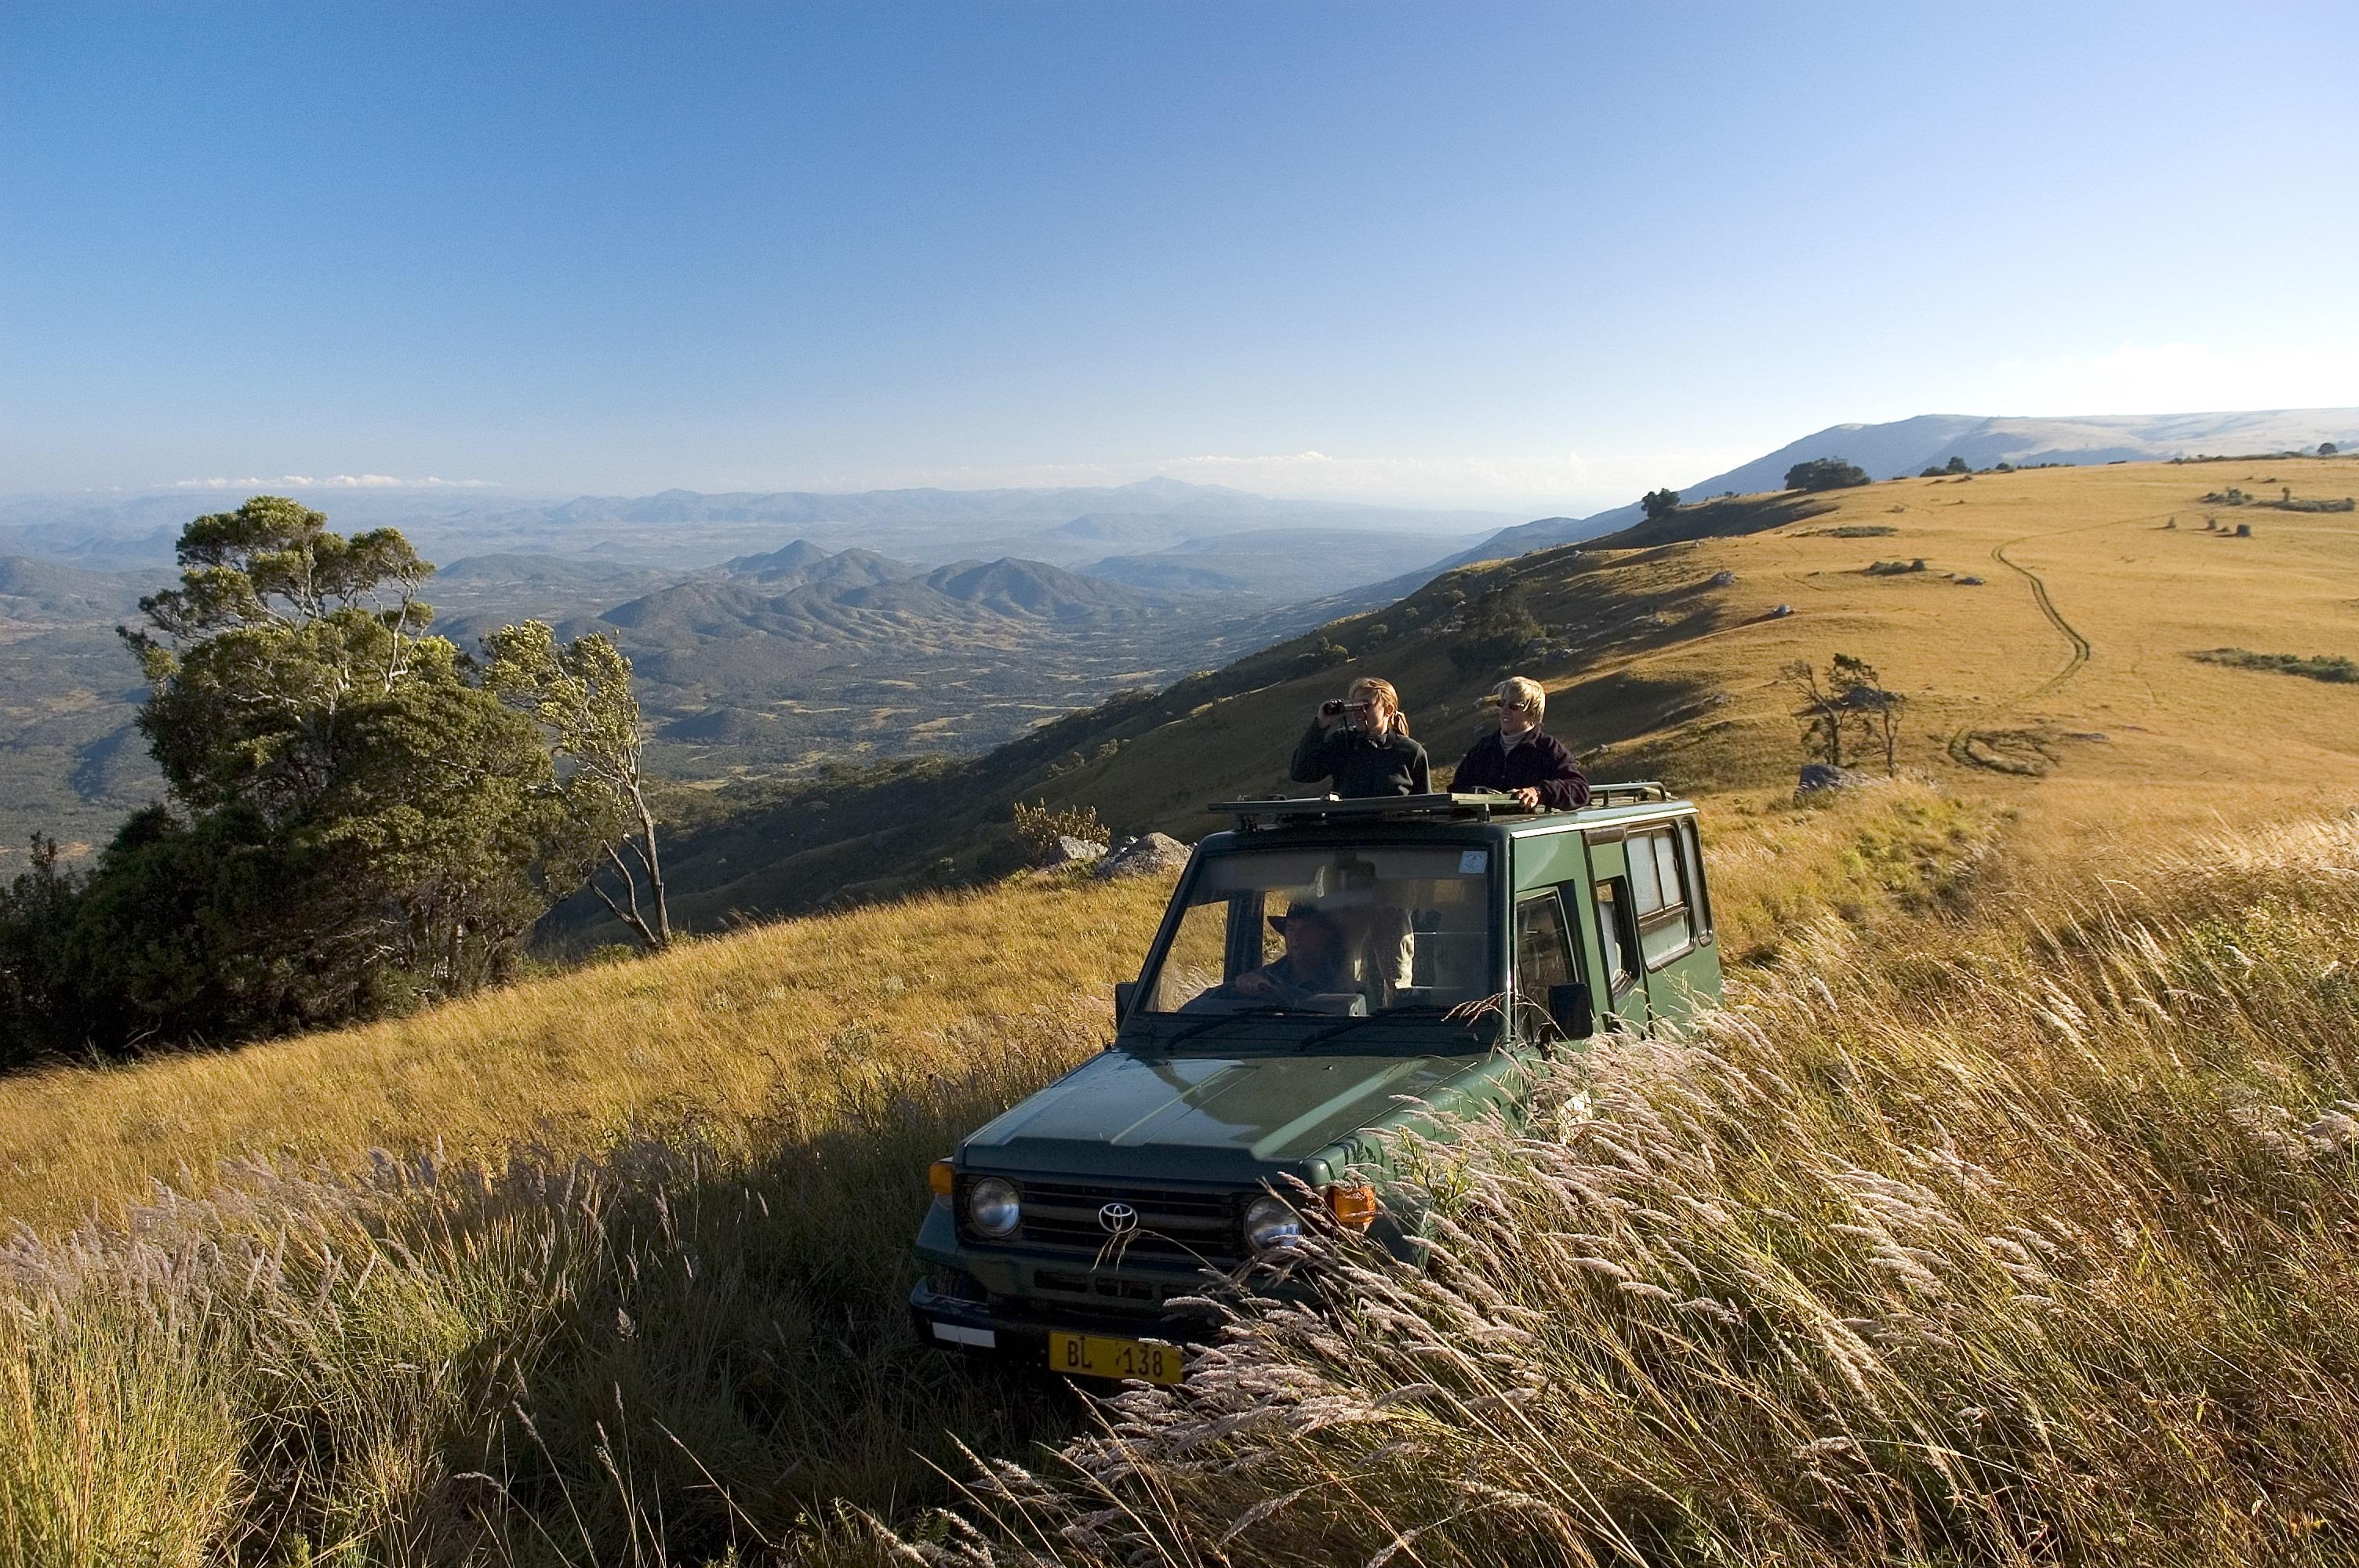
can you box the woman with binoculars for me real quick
[1289,675,1430,797]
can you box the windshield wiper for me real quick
[1295,1004,1458,1051]
[1154,1005,1293,1050]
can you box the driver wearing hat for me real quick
[1229,903,1350,1007]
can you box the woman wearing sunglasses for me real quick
[1289,675,1430,797]
[1448,675,1589,811]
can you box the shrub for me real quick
[1447,583,1545,676]
[1012,799,1106,862]
[1641,488,1681,521]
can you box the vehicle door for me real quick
[1509,880,1592,1049]
[1578,835,1649,1030]
[1507,829,1623,1037]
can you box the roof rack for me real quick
[1209,792,1516,828]
[1587,781,1672,808]
[1208,782,1677,830]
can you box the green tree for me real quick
[1448,582,1545,676]
[483,620,671,949]
[53,495,574,1050]
[125,497,438,817]
[1782,652,1899,771]
[1641,488,1681,521]
[1833,655,1906,775]
[1785,457,1872,492]
[0,838,85,1065]
[2321,442,2339,456]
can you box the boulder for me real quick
[1045,835,1107,866]
[1797,764,1873,794]
[1094,832,1190,880]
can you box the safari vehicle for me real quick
[910,785,1721,1383]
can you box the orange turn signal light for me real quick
[929,1159,955,1197]
[1324,1183,1379,1231]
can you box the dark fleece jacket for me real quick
[1290,721,1431,798]
[1448,726,1590,810]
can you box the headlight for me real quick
[1243,1193,1303,1252]
[967,1176,1021,1238]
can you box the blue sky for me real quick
[4,2,2354,514]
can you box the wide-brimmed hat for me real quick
[1267,903,1340,933]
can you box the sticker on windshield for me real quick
[1458,850,1488,874]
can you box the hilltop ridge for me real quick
[1442,407,2359,567]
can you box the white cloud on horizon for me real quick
[169,474,498,491]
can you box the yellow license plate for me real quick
[1049,1330,1183,1385]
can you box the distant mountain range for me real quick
[426,542,1305,768]
[0,477,1503,610]
[584,547,1172,644]
[1441,408,2359,568]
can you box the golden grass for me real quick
[0,780,2008,1564]
[0,873,1170,1234]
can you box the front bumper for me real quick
[908,1271,1222,1366]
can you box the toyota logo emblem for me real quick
[1097,1202,1140,1235]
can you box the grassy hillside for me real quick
[0,782,1998,1564]
[1030,451,2359,821]
[14,780,2359,1562]
[591,452,2359,943]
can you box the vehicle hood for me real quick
[961,1047,1485,1181]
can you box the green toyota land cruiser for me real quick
[910,785,1721,1383]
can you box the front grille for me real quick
[961,1176,1244,1265]
[1037,1269,1157,1301]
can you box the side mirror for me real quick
[1547,982,1594,1040]
[1114,980,1137,1022]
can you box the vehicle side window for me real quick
[1594,878,1634,991]
[1626,826,1696,970]
[1513,891,1575,1013]
[1680,819,1714,938]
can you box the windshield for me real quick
[1138,844,1496,1018]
